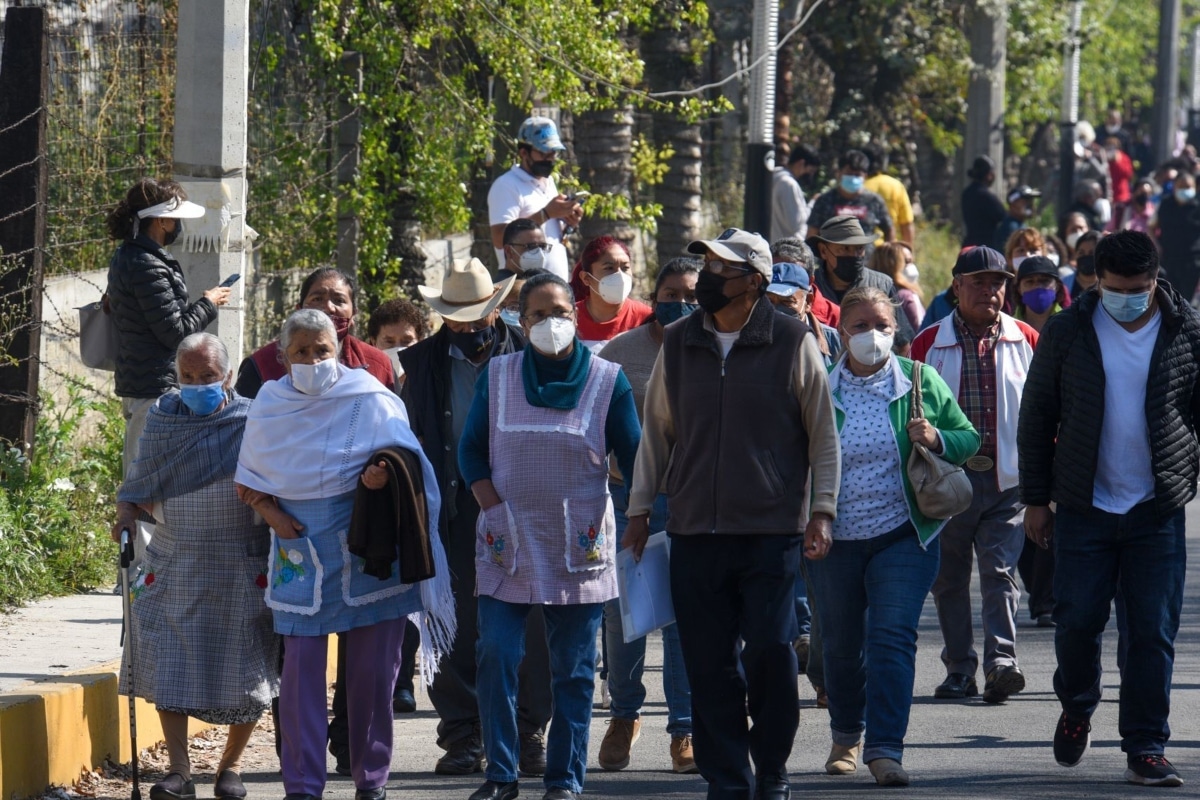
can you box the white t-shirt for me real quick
[1092,303,1161,513]
[487,164,569,280]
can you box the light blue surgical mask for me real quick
[1101,286,1154,323]
[840,174,865,194]
[179,380,226,415]
[1177,188,1196,203]
[499,308,521,327]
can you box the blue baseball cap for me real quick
[517,116,566,154]
[767,262,811,296]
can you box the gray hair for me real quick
[280,308,336,351]
[770,238,817,275]
[175,332,229,377]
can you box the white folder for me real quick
[616,531,675,643]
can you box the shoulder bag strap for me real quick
[910,360,924,421]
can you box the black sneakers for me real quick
[1126,754,1183,787]
[1053,712,1091,767]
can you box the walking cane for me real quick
[118,528,143,800]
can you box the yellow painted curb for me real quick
[0,638,337,800]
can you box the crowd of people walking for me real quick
[104,115,1200,800]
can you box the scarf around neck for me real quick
[522,338,591,410]
[118,391,250,504]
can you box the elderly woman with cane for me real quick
[113,332,277,800]
[235,309,454,800]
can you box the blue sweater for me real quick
[458,349,641,494]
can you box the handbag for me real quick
[77,293,119,372]
[905,361,973,519]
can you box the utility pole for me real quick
[743,0,777,238]
[1152,0,1181,167]
[172,0,251,362]
[963,0,1007,198]
[1058,1,1083,218]
[336,51,363,278]
[1188,27,1200,146]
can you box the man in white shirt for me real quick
[488,117,582,281]
[1020,230,1200,788]
[771,144,819,241]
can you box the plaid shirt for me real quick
[952,311,1000,461]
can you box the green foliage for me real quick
[0,387,123,609]
[913,220,960,299]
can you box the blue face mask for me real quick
[840,174,865,194]
[654,301,699,327]
[1177,188,1197,203]
[499,308,521,327]
[1101,286,1153,323]
[180,380,226,416]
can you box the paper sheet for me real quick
[616,531,675,643]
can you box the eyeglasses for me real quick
[510,242,551,252]
[521,308,574,324]
[703,258,753,276]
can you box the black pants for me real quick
[671,533,802,800]
[429,484,553,748]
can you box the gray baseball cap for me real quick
[687,228,772,279]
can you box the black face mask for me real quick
[163,219,182,247]
[530,160,554,179]
[695,270,751,314]
[1075,254,1096,276]
[447,325,495,358]
[832,254,865,284]
[774,303,800,318]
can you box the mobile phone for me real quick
[219,273,242,287]
[569,191,591,203]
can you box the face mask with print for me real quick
[290,357,340,396]
[1101,288,1153,323]
[528,316,576,355]
[518,246,547,272]
[840,174,865,194]
[847,329,894,366]
[447,325,495,359]
[654,301,699,327]
[179,380,226,415]
[499,308,521,327]
[592,270,633,305]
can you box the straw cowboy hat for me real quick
[419,258,516,322]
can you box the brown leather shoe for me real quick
[868,757,910,786]
[598,718,641,771]
[670,735,698,774]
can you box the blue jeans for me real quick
[807,523,940,764]
[477,596,604,792]
[604,485,692,736]
[1052,502,1186,756]
[794,571,811,637]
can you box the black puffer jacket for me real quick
[398,321,525,536]
[1018,284,1200,516]
[106,235,217,398]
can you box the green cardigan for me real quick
[827,355,980,546]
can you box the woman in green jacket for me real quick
[810,287,979,787]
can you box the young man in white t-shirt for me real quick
[487,116,582,281]
[1020,229,1200,788]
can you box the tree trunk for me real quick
[574,105,637,251]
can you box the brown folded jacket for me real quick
[348,447,434,583]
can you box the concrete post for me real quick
[964,0,1007,197]
[171,0,251,362]
[1153,0,1182,166]
[336,51,362,278]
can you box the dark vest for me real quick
[661,298,812,535]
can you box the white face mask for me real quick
[1066,231,1083,250]
[518,246,547,273]
[902,264,920,284]
[847,329,894,367]
[593,271,633,305]
[528,316,576,355]
[290,356,340,395]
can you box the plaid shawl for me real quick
[118,391,250,504]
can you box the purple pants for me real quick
[281,618,405,794]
